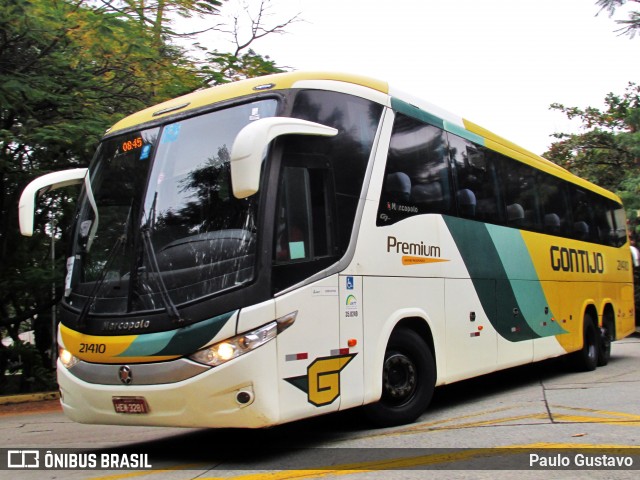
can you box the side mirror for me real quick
[19,168,88,236]
[230,117,338,199]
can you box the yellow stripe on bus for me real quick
[59,323,179,364]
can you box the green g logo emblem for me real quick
[285,353,356,407]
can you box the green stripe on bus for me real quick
[444,120,485,145]
[443,216,563,341]
[116,330,174,358]
[486,224,566,337]
[391,98,445,129]
[119,310,236,358]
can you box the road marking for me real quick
[355,405,535,439]
[550,405,640,426]
[399,405,519,431]
[195,443,640,480]
[427,413,548,429]
[89,463,208,480]
[553,414,640,426]
[86,441,640,480]
[199,448,519,480]
[364,405,640,438]
[87,407,640,479]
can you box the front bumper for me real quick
[58,341,280,428]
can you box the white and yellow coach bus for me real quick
[19,72,635,428]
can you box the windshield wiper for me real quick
[136,192,182,323]
[77,232,126,328]
[76,205,131,328]
[139,226,182,323]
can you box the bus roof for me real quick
[107,71,389,134]
[106,71,621,204]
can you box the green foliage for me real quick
[202,49,284,85]
[545,83,640,207]
[93,1,225,48]
[1,0,203,351]
[0,342,57,394]
[0,0,286,392]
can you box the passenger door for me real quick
[272,158,346,423]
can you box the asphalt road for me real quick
[2,331,640,480]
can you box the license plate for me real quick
[112,396,149,414]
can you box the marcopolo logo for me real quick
[386,236,449,266]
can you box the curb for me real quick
[0,391,60,406]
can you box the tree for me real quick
[545,83,640,209]
[0,0,203,377]
[92,1,225,49]
[196,0,299,84]
[596,0,640,37]
[544,2,639,210]
[92,1,297,84]
[0,0,294,393]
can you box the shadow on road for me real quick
[90,353,620,467]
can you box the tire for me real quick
[597,316,614,367]
[363,328,436,428]
[571,315,598,372]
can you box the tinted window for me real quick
[569,188,598,242]
[274,165,334,263]
[591,195,616,245]
[569,187,624,245]
[449,134,503,223]
[291,90,383,252]
[497,155,541,231]
[373,111,626,248]
[612,204,628,246]
[272,162,336,292]
[377,114,451,226]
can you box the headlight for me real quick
[58,347,80,369]
[189,322,277,367]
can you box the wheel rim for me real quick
[601,325,612,350]
[382,352,417,406]
[587,328,597,362]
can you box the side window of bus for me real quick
[570,187,598,242]
[377,113,452,226]
[272,161,336,292]
[448,134,502,223]
[590,195,616,245]
[497,155,541,230]
[291,90,383,252]
[611,204,628,247]
[537,173,569,236]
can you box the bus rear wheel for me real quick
[597,315,614,367]
[363,328,435,427]
[571,315,598,372]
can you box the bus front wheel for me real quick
[363,328,436,427]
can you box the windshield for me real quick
[67,99,278,315]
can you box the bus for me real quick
[19,71,635,428]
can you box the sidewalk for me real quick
[0,391,59,406]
